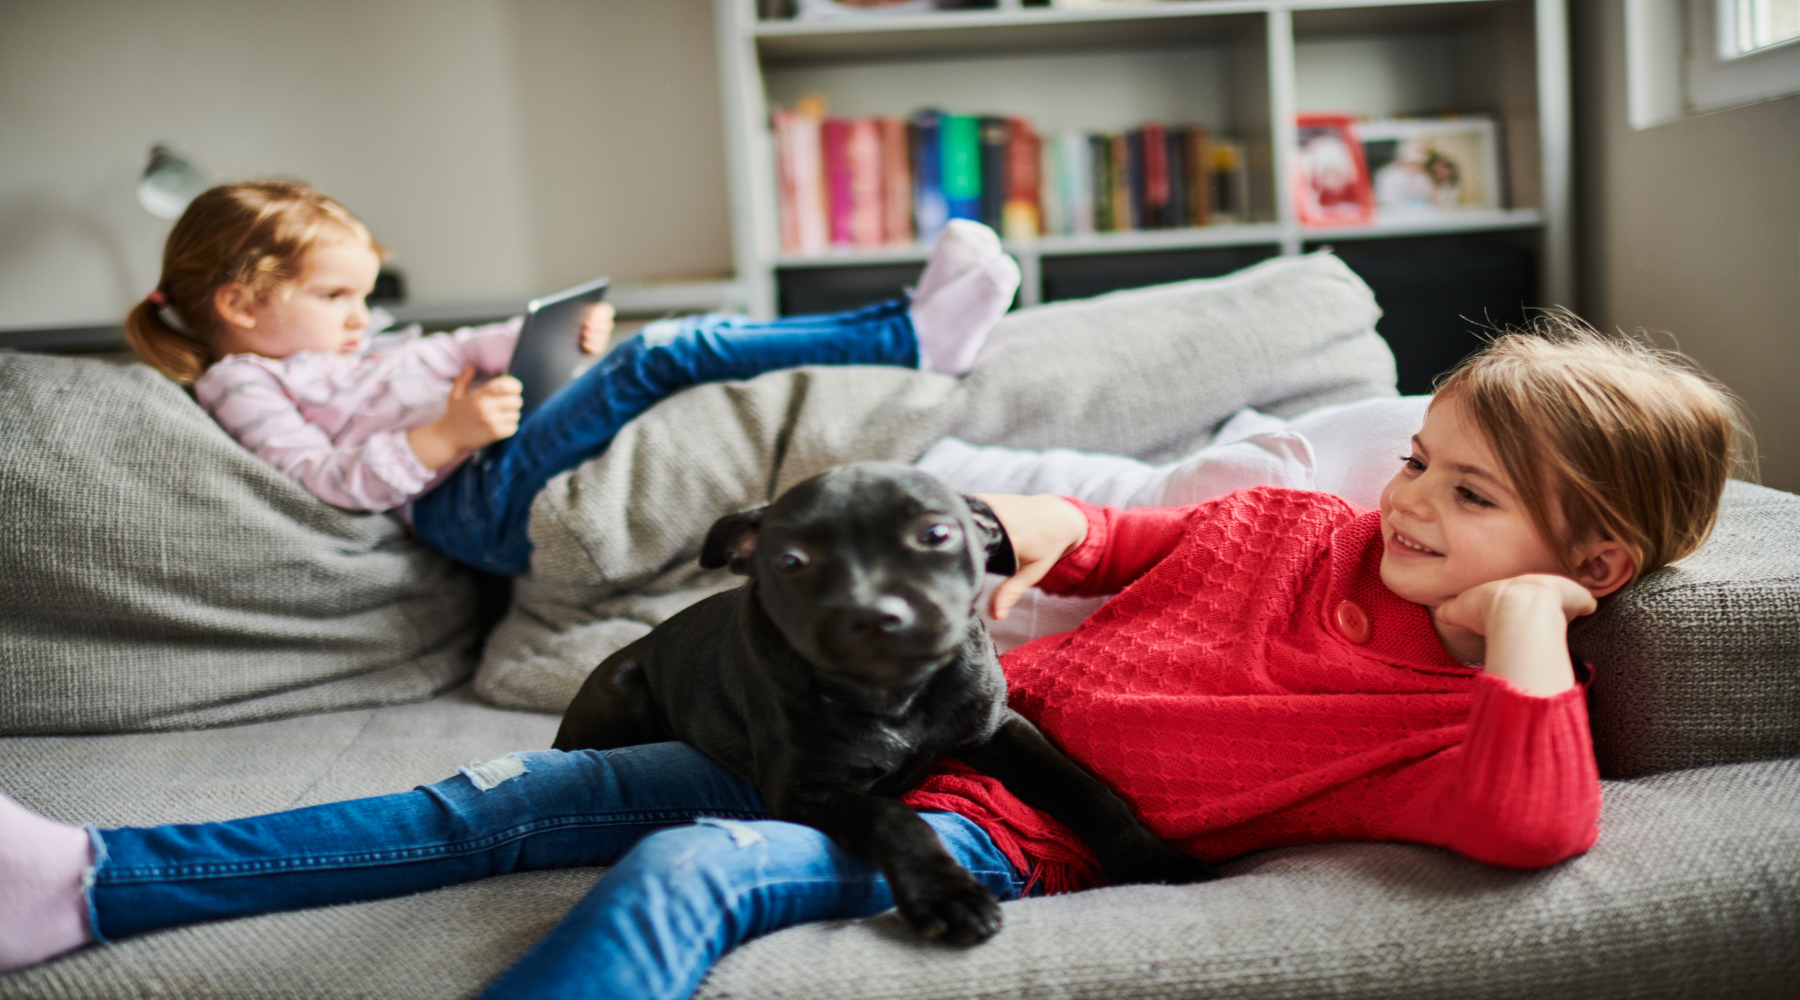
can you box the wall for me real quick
[0,0,731,330]
[1575,0,1800,492]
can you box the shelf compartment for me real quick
[752,2,1275,65]
[1291,0,1541,209]
[775,222,1289,268]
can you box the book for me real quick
[822,117,855,246]
[910,109,949,243]
[1090,133,1113,232]
[773,100,828,255]
[940,113,983,223]
[1182,126,1211,226]
[1001,116,1041,240]
[1139,121,1170,228]
[1110,133,1135,230]
[1210,138,1246,223]
[1164,125,1187,229]
[845,117,884,246]
[878,116,913,244]
[978,115,1010,230]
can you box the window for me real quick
[1625,0,1800,129]
[1727,0,1800,56]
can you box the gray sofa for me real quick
[3,254,1796,999]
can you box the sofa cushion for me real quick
[0,354,487,736]
[1,720,1792,999]
[1574,479,1800,778]
[476,252,1400,713]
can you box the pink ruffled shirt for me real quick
[193,318,521,513]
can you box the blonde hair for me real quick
[125,180,383,383]
[1435,316,1748,588]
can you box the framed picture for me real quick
[1293,114,1374,227]
[1358,116,1502,218]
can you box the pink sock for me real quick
[0,792,93,970]
[909,220,1020,375]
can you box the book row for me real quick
[772,99,1250,256]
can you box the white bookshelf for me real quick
[713,0,1572,316]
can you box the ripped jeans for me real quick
[84,743,1028,1000]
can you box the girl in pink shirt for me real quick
[122,181,1020,574]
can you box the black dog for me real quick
[554,462,1215,944]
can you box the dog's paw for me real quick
[894,870,1003,945]
[1098,834,1221,886]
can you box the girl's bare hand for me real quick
[976,493,1088,621]
[1435,574,1596,637]
[1434,574,1596,697]
[408,366,522,469]
[579,303,615,354]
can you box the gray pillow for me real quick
[476,251,1400,712]
[1574,479,1800,778]
[0,353,486,735]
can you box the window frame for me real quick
[1625,0,1800,129]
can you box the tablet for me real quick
[508,276,610,418]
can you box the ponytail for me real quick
[124,290,215,385]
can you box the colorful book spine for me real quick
[1090,133,1113,232]
[822,117,855,247]
[878,116,913,244]
[1164,126,1188,229]
[845,117,884,246]
[1063,129,1094,234]
[1111,133,1135,231]
[978,115,1010,230]
[773,102,828,255]
[1039,132,1066,236]
[1001,116,1041,240]
[1139,121,1170,228]
[940,113,983,223]
[1185,127,1212,226]
[910,109,948,243]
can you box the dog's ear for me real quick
[962,495,1017,576]
[700,506,766,574]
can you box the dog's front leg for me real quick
[955,711,1220,886]
[775,786,1003,945]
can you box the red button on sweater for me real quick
[905,487,1601,892]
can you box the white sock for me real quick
[0,792,93,970]
[908,220,1020,376]
[912,218,1002,303]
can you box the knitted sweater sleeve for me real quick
[400,317,521,377]
[196,362,434,512]
[1395,671,1602,869]
[1036,498,1214,596]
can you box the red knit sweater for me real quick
[905,487,1601,891]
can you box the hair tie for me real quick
[147,289,193,335]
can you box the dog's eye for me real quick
[915,522,960,549]
[773,550,809,573]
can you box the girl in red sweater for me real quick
[0,323,1745,999]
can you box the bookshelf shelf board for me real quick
[751,0,1503,65]
[754,4,1287,66]
[1298,207,1543,242]
[775,223,1288,269]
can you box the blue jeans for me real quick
[412,298,920,574]
[86,743,1028,1000]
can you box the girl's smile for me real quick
[1377,399,1569,611]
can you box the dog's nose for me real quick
[845,596,915,638]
